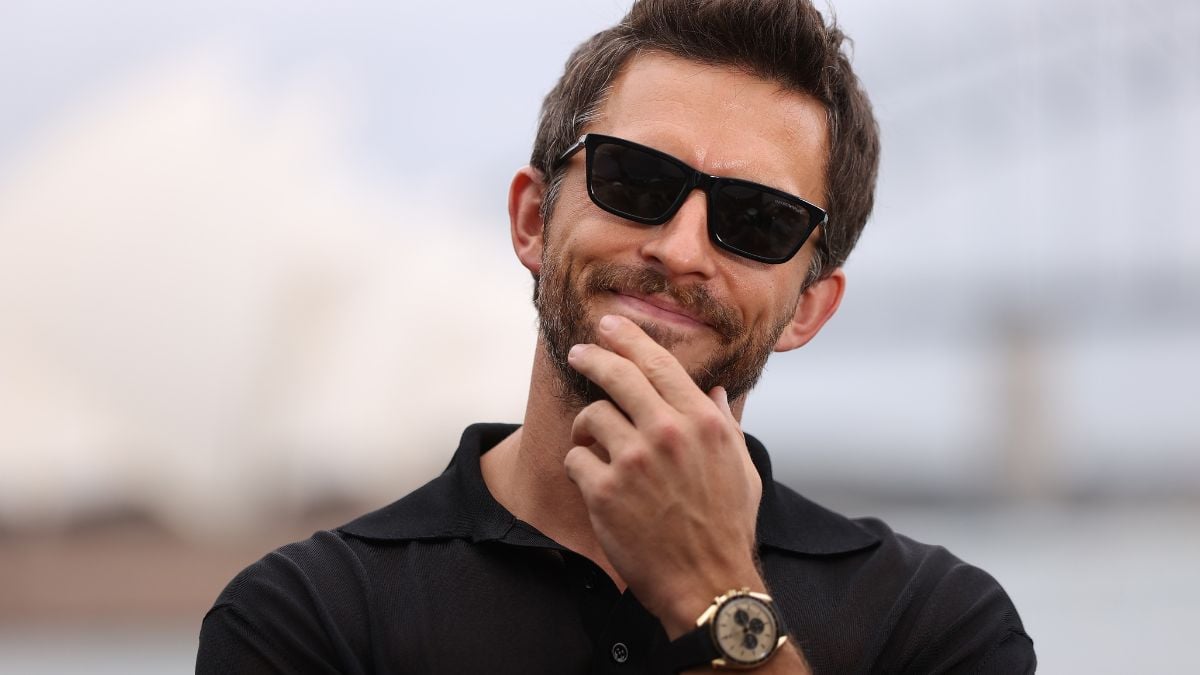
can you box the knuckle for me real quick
[589,358,630,386]
[573,347,610,373]
[574,404,597,427]
[569,419,590,446]
[563,445,587,470]
[696,410,727,437]
[589,475,617,507]
[647,417,683,446]
[562,452,581,480]
[594,400,621,418]
[579,399,611,422]
[615,446,649,472]
[616,357,644,380]
[642,352,677,376]
[573,401,614,437]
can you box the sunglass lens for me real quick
[711,183,813,261]
[590,142,688,221]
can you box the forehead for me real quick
[590,51,829,207]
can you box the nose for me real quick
[638,190,717,280]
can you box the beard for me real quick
[534,252,793,411]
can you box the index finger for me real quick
[594,314,710,411]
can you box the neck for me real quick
[481,337,615,577]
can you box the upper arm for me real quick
[197,603,326,675]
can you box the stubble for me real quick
[534,255,792,411]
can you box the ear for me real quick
[774,267,845,353]
[509,165,546,275]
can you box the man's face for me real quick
[535,52,830,408]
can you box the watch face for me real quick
[712,595,779,666]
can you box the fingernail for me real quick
[599,315,619,331]
[568,344,586,359]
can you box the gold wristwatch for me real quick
[666,588,788,671]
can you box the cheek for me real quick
[741,276,803,334]
[549,215,642,266]
[544,191,594,253]
[550,178,592,227]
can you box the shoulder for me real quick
[855,518,1035,673]
[211,529,370,608]
[197,530,372,674]
[760,487,1035,673]
[197,424,517,672]
[850,515,1025,621]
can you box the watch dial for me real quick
[713,596,778,665]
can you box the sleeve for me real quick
[195,531,372,675]
[197,603,319,674]
[904,554,1037,674]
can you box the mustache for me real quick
[582,263,743,340]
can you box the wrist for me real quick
[658,566,767,640]
[661,594,716,640]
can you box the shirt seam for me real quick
[204,602,307,674]
[973,629,1035,674]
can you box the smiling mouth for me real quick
[581,263,741,340]
[609,291,711,330]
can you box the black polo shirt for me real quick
[197,423,1034,674]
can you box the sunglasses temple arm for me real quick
[553,135,588,169]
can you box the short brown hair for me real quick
[531,0,880,283]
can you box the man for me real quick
[198,0,1035,672]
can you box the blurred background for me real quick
[1,0,1196,671]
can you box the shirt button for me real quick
[611,642,629,663]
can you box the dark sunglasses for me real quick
[554,133,826,264]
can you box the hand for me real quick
[563,314,764,637]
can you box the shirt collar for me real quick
[340,423,879,556]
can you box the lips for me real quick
[582,262,741,340]
[613,290,711,328]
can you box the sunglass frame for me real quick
[555,133,827,264]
